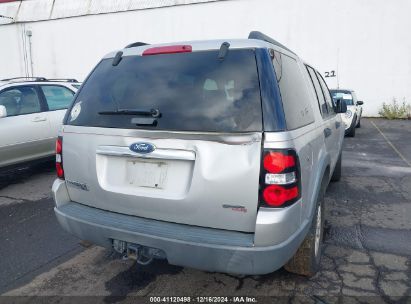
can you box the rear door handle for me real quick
[335,121,341,129]
[324,128,332,138]
[32,116,47,122]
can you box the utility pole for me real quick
[26,30,34,77]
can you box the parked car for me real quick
[52,32,347,276]
[330,89,364,137]
[0,77,80,170]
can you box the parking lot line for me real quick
[371,120,411,167]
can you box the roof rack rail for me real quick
[248,31,296,55]
[0,77,78,83]
[1,77,47,82]
[125,42,149,48]
[47,78,78,83]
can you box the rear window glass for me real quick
[67,49,262,132]
[41,85,74,111]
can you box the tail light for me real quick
[56,136,64,179]
[260,149,301,207]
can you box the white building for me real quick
[1,0,410,116]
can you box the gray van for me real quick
[53,32,346,276]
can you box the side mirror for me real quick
[0,105,7,118]
[336,99,347,113]
[357,100,364,106]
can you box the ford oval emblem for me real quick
[129,142,156,154]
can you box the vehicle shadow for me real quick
[104,259,183,302]
[0,161,54,190]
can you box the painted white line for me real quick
[371,120,411,168]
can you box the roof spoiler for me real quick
[125,42,149,48]
[248,31,296,55]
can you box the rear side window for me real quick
[67,50,262,132]
[306,65,328,118]
[41,85,75,111]
[316,73,335,115]
[272,51,314,130]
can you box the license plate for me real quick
[126,160,167,188]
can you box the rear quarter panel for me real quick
[263,124,326,227]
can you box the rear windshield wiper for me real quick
[99,108,161,118]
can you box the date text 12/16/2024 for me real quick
[149,297,258,303]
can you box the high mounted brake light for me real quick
[142,45,192,56]
[260,149,301,208]
[56,137,64,179]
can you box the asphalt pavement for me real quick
[0,163,84,294]
[0,118,410,302]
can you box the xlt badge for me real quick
[222,204,248,213]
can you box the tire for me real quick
[331,153,342,182]
[284,193,325,277]
[356,118,361,128]
[346,118,356,137]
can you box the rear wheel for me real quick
[284,193,324,277]
[331,153,342,182]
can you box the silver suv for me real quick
[53,32,346,276]
[0,77,79,169]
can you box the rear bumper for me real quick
[53,180,308,275]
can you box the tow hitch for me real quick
[112,239,166,265]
